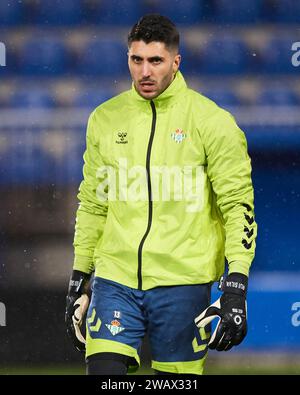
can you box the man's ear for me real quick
[173,54,181,73]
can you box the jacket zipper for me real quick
[137,100,157,290]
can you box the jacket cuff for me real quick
[73,254,94,274]
[228,261,250,277]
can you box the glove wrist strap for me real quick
[220,272,248,297]
[68,270,91,297]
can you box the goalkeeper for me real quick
[65,14,257,375]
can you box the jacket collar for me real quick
[130,70,187,110]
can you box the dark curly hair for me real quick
[128,14,179,51]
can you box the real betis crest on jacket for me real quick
[171,128,187,143]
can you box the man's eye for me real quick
[152,59,162,64]
[133,58,142,63]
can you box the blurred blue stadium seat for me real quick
[0,1,23,25]
[19,36,68,76]
[213,0,263,24]
[202,88,241,106]
[149,0,204,25]
[256,87,300,106]
[77,39,127,76]
[260,38,297,74]
[273,0,300,23]
[73,88,114,108]
[0,41,19,75]
[36,0,83,25]
[253,158,300,271]
[38,130,85,185]
[91,0,144,25]
[246,125,300,152]
[0,136,54,186]
[200,37,249,74]
[63,133,85,185]
[32,145,56,185]
[0,133,10,185]
[10,88,55,108]
[170,40,201,75]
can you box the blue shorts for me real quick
[85,277,211,374]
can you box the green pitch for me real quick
[0,362,299,375]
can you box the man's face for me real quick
[128,40,181,100]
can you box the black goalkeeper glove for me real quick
[194,272,248,351]
[65,270,91,352]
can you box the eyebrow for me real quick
[130,55,164,62]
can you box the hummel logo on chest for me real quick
[115,132,128,144]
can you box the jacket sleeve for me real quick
[201,108,257,277]
[73,110,108,274]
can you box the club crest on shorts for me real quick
[171,128,187,143]
[105,319,125,336]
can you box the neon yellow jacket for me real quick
[73,71,257,290]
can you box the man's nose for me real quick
[142,62,151,78]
